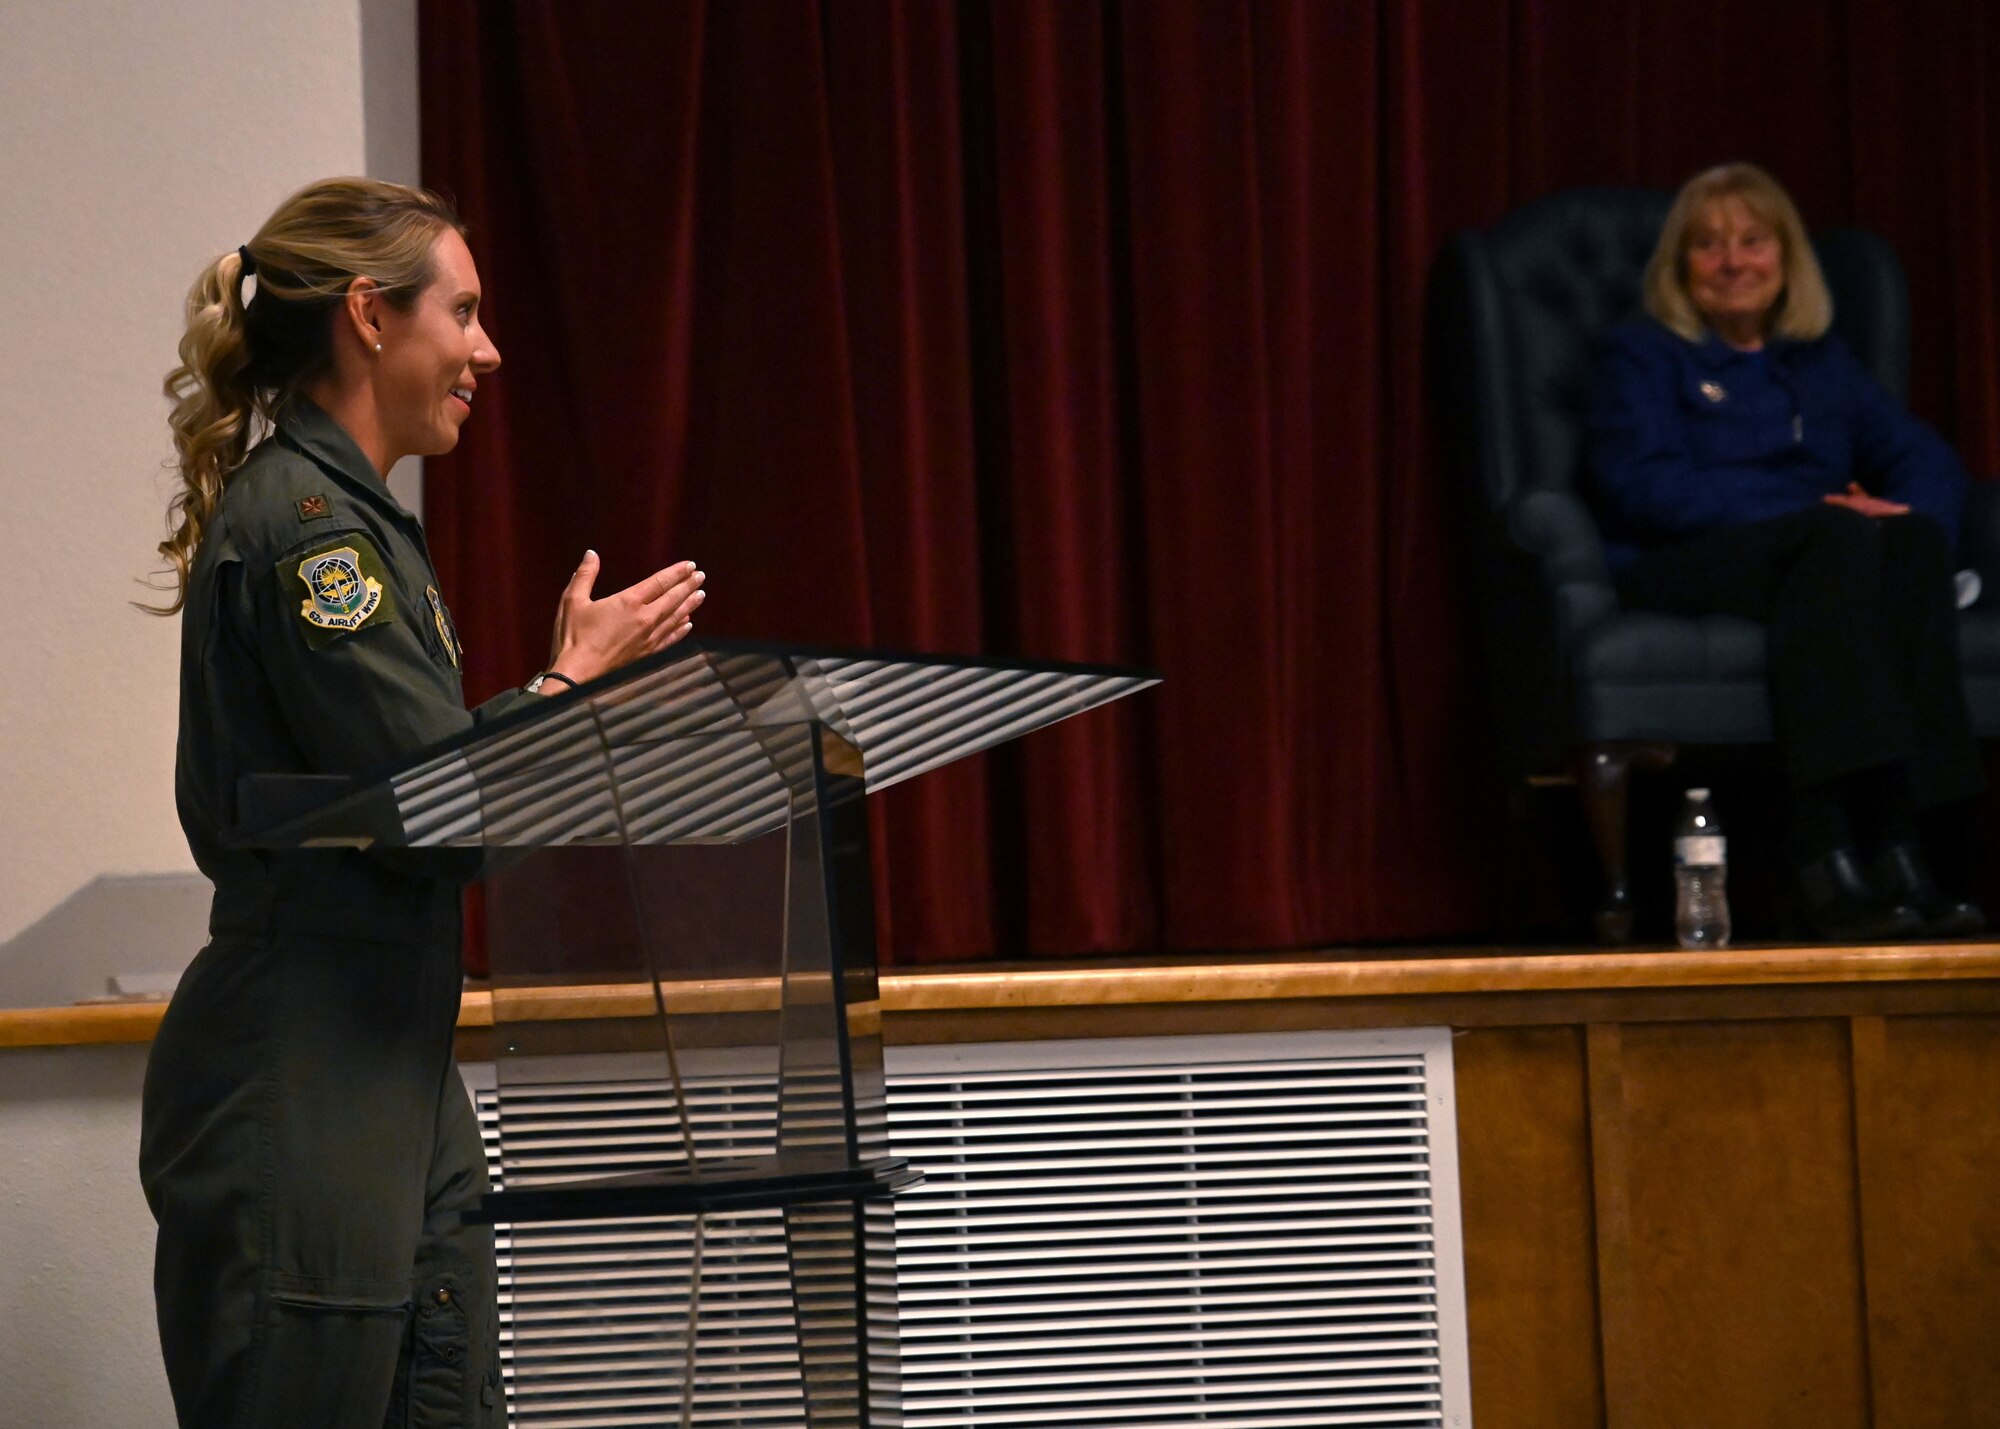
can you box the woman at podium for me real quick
[136,177,705,1427]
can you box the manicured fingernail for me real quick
[691,589,706,604]
[692,569,705,583]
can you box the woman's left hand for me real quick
[542,552,705,689]
[1824,481,1911,519]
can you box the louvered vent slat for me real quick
[471,1028,1470,1427]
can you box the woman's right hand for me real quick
[1824,482,1911,519]
[544,550,705,689]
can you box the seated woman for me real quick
[1589,161,1984,941]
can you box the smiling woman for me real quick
[1589,162,1985,945]
[305,224,498,473]
[136,177,707,1429]
[1641,165,1832,351]
[1681,199,1784,345]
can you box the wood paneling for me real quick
[17,946,2000,1429]
[0,1001,163,1047]
[1591,1020,1870,1429]
[1454,1027,1604,1429]
[1852,1015,2000,1428]
[1584,1025,1642,1428]
[881,981,2000,1046]
[9,943,2000,1048]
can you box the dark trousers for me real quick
[1615,505,1983,807]
[141,931,500,1428]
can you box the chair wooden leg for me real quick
[1574,741,1677,943]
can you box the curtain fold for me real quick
[421,0,2000,964]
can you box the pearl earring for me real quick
[373,342,383,352]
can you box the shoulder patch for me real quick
[281,533,398,648]
[297,493,332,522]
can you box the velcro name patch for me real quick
[426,585,463,668]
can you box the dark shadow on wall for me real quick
[0,874,211,1009]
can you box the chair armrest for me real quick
[1505,489,1619,640]
[1960,483,2000,595]
[1507,489,1610,582]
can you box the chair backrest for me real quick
[1433,186,1911,517]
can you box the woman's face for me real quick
[373,227,501,460]
[1683,196,1784,335]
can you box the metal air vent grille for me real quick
[882,1032,1469,1429]
[476,1077,814,1427]
[469,1028,1470,1429]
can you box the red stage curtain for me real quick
[419,0,2000,964]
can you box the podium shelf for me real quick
[230,641,1157,851]
[472,1155,923,1225]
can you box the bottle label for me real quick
[1676,835,1726,867]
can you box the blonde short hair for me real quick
[1643,162,1833,344]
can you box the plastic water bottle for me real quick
[1673,788,1731,949]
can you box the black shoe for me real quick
[1866,841,1987,939]
[1793,846,1925,942]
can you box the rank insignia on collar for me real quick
[297,494,332,522]
[1700,381,1727,403]
[427,585,463,668]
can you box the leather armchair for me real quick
[1430,186,2000,940]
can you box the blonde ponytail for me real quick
[143,177,463,615]
[147,250,257,613]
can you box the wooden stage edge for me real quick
[5,940,2000,1049]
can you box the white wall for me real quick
[0,1,417,1421]
[0,1046,169,1427]
[0,0,419,971]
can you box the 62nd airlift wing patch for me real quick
[284,534,397,648]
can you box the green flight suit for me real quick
[141,398,534,1427]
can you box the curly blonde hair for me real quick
[1643,162,1833,345]
[145,177,463,613]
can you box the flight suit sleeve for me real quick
[260,530,482,776]
[473,687,538,725]
[256,529,522,879]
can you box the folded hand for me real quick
[1823,482,1910,519]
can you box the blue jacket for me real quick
[1587,318,1968,568]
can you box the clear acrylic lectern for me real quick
[234,640,1157,1427]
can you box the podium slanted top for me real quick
[232,640,1158,850]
